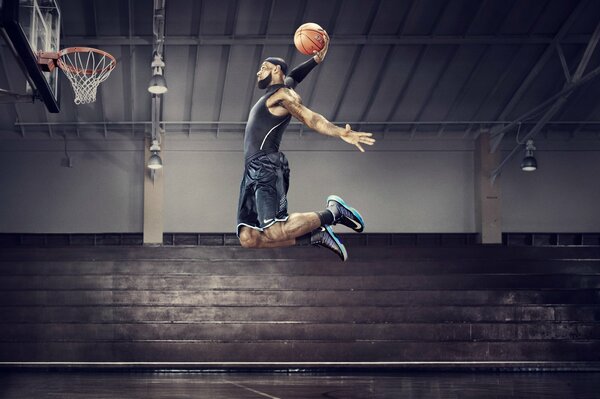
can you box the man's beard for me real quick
[257,72,272,89]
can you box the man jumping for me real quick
[237,37,375,261]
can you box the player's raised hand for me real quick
[340,124,375,152]
[313,30,330,63]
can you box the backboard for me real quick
[0,0,61,112]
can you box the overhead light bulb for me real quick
[520,139,537,172]
[148,73,168,94]
[148,151,163,169]
[148,52,168,94]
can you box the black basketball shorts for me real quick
[237,151,290,236]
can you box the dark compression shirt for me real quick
[243,58,318,160]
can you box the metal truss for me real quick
[490,18,600,181]
[59,34,594,47]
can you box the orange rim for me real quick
[57,47,117,75]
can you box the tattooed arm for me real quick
[271,88,375,152]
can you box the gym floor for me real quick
[1,371,599,398]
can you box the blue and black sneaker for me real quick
[311,226,348,262]
[326,195,365,233]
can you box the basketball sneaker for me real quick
[326,195,365,233]
[311,226,348,261]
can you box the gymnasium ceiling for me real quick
[1,0,600,141]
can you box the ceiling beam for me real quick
[186,0,205,137]
[128,0,137,136]
[16,120,600,128]
[556,43,571,82]
[491,18,600,181]
[213,0,239,136]
[242,0,276,123]
[467,0,549,123]
[92,0,108,137]
[489,63,600,139]
[282,0,308,65]
[390,0,452,138]
[489,0,588,151]
[438,0,518,132]
[355,45,394,133]
[431,0,489,137]
[58,34,594,47]
[298,0,343,136]
[388,46,426,140]
[356,0,416,133]
[329,0,382,122]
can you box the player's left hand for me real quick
[313,30,330,64]
[340,124,376,152]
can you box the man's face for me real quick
[256,62,274,89]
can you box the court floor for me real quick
[1,371,599,398]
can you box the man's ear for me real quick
[274,65,282,76]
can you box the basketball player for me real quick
[237,36,375,261]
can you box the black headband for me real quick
[264,57,288,75]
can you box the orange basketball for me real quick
[294,22,327,55]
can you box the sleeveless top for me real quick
[243,83,292,161]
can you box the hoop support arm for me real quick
[37,51,59,72]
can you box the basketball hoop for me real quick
[39,47,117,105]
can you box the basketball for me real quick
[294,22,327,55]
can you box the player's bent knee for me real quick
[239,228,259,248]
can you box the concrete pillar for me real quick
[474,131,502,244]
[143,133,164,245]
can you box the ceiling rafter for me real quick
[462,0,550,136]
[15,120,600,127]
[12,119,600,140]
[186,0,204,137]
[282,0,308,68]
[407,48,455,138]
[213,0,240,137]
[354,45,393,134]
[556,43,571,82]
[489,0,589,151]
[242,0,276,122]
[442,3,515,138]
[552,45,593,122]
[58,34,595,47]
[4,0,600,146]
[355,0,417,133]
[328,0,382,123]
[490,63,600,137]
[390,47,426,140]
[491,18,600,180]
[128,0,136,136]
[388,0,452,139]
[298,0,343,136]
[571,79,600,136]
[437,0,488,137]
[92,0,108,137]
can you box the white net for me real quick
[58,48,116,105]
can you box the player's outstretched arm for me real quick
[275,88,375,152]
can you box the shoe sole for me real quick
[325,225,348,261]
[327,195,365,233]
